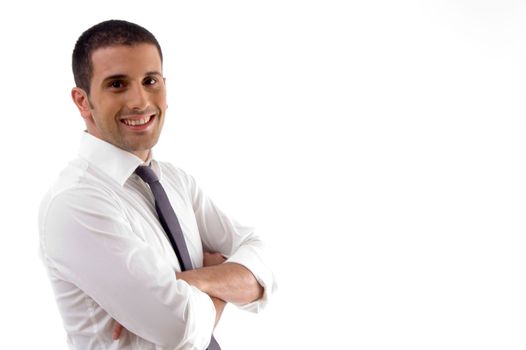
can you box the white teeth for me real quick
[123,115,152,126]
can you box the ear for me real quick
[71,87,93,121]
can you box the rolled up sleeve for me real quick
[226,237,277,312]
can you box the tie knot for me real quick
[135,165,159,184]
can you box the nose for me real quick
[126,83,149,111]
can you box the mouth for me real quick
[120,113,156,131]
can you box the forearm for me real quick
[177,262,263,305]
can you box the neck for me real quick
[134,149,151,162]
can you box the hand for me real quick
[112,321,125,340]
[203,251,226,267]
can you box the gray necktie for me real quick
[135,165,221,350]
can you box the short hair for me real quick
[72,19,163,95]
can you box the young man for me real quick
[39,19,275,350]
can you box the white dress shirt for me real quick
[39,132,275,350]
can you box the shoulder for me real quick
[39,159,123,232]
[39,166,126,261]
[40,158,117,213]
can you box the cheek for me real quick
[155,89,168,109]
[98,99,123,119]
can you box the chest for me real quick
[110,176,204,271]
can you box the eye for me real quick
[109,80,124,89]
[144,77,158,86]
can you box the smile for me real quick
[122,115,153,126]
[120,113,157,131]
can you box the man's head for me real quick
[71,20,167,161]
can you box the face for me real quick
[72,43,167,161]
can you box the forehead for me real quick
[90,43,162,80]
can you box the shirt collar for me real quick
[78,131,162,186]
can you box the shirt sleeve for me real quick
[182,170,277,312]
[40,185,216,349]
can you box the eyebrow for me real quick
[145,71,163,77]
[102,74,127,84]
[102,71,163,83]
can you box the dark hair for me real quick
[72,19,163,95]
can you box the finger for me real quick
[112,322,124,340]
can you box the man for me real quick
[38,19,275,350]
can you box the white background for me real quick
[0,0,525,349]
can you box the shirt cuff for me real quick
[226,244,276,313]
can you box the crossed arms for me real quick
[112,252,264,339]
[178,252,264,323]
